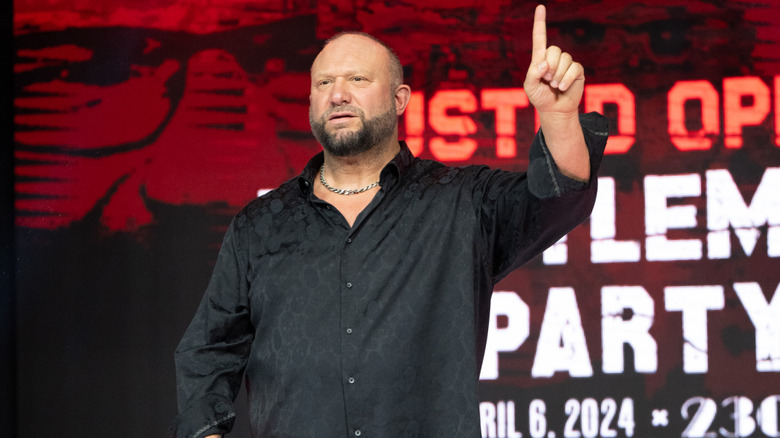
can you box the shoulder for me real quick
[403,156,491,188]
[232,178,303,233]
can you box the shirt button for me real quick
[346,237,352,244]
[346,282,353,289]
[354,430,362,437]
[348,376,355,384]
[346,328,353,334]
[304,181,310,186]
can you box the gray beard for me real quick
[310,104,397,157]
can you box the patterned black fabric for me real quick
[170,113,608,438]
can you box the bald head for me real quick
[316,32,403,92]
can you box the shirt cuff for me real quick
[168,394,236,438]
[526,112,609,199]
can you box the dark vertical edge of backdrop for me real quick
[3,1,17,436]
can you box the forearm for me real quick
[538,110,589,182]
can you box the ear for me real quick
[394,84,412,116]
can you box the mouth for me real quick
[327,112,357,122]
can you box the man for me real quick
[170,5,608,438]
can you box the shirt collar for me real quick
[297,151,324,196]
[297,141,415,196]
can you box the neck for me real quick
[322,138,400,189]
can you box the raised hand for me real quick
[522,4,590,181]
[523,4,585,116]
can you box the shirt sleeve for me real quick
[472,112,609,283]
[168,215,254,438]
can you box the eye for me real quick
[350,76,366,82]
[317,79,332,87]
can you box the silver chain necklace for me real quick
[319,165,380,195]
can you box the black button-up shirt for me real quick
[171,113,608,438]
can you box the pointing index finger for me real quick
[532,4,547,63]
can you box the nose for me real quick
[329,77,351,106]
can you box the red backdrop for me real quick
[13,0,780,437]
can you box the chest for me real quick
[244,184,481,320]
[314,183,380,227]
